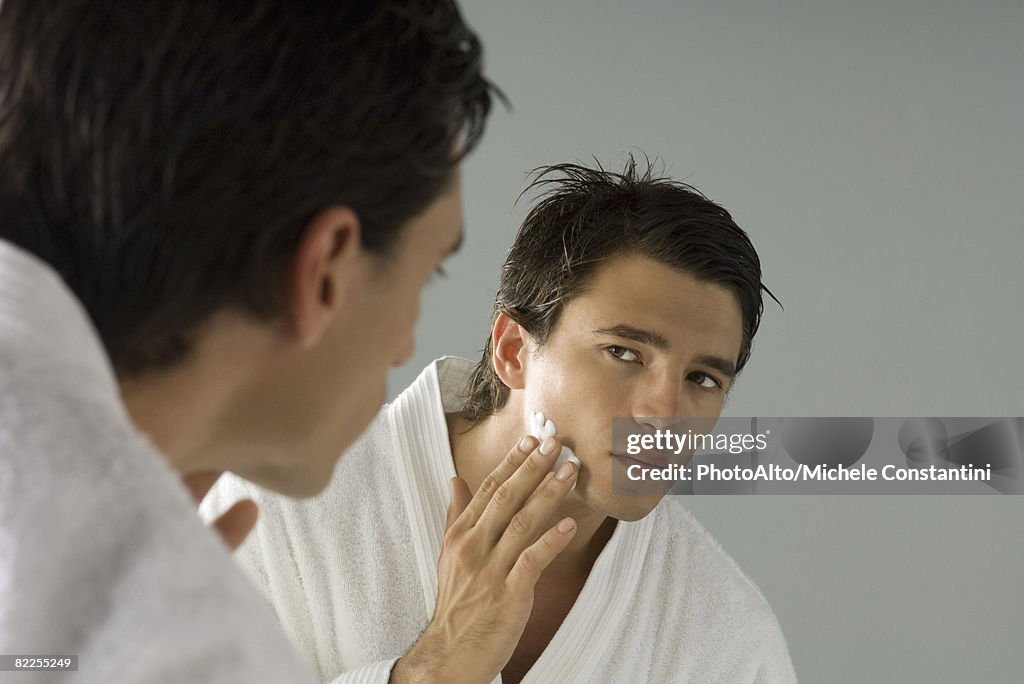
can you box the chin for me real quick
[606,495,664,522]
[575,479,664,522]
[575,454,671,521]
[296,466,339,497]
[248,453,338,499]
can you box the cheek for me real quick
[526,347,645,450]
[524,357,614,444]
[381,277,423,337]
[523,356,571,408]
[405,276,427,324]
[534,353,621,417]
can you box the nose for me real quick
[391,335,415,367]
[634,373,683,430]
[638,415,676,431]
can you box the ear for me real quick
[287,206,363,348]
[491,311,530,391]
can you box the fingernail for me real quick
[557,518,576,534]
[519,435,538,452]
[556,461,576,481]
[540,437,558,456]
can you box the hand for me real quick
[390,435,579,684]
[184,470,258,552]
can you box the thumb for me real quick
[444,476,472,531]
[183,470,223,505]
[212,499,259,552]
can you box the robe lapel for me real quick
[390,361,457,615]
[521,511,657,683]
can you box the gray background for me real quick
[390,2,1024,682]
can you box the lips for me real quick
[612,452,670,469]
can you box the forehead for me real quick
[556,253,745,360]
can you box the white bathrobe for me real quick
[0,240,315,683]
[206,358,798,683]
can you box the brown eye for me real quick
[692,372,721,390]
[606,345,640,363]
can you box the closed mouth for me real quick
[612,452,669,469]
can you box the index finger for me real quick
[447,435,539,535]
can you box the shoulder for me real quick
[0,382,313,680]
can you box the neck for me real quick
[118,312,276,478]
[447,410,616,576]
[120,363,228,477]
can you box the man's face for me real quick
[243,172,464,496]
[516,252,744,520]
[328,173,465,450]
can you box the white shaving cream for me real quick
[529,411,582,486]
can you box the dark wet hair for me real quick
[463,154,780,422]
[0,0,497,374]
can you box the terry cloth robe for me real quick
[205,357,798,683]
[0,240,316,683]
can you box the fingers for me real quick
[474,437,572,546]
[449,435,540,534]
[506,517,578,594]
[493,459,578,570]
[211,498,259,552]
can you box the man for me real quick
[1,3,581,682]
[206,158,799,682]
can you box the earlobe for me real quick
[491,312,529,391]
[288,206,362,348]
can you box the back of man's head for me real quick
[0,0,493,374]
[463,154,780,422]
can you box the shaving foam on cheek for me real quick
[528,411,581,489]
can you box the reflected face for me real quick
[517,253,744,520]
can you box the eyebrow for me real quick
[594,324,670,350]
[692,354,738,380]
[593,324,738,379]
